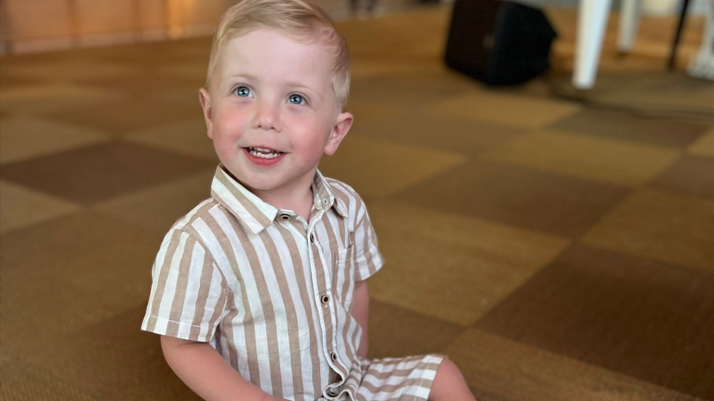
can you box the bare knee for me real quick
[429,358,476,401]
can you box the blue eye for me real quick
[234,86,252,97]
[288,94,305,105]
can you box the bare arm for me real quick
[160,336,283,401]
[352,280,370,357]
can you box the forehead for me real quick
[216,28,334,89]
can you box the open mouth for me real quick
[246,147,284,159]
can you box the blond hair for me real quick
[206,0,351,109]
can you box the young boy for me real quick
[141,1,477,400]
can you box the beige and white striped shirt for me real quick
[142,165,384,400]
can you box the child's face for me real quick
[200,28,352,198]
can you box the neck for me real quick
[250,177,315,221]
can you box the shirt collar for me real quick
[210,166,347,235]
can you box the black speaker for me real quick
[445,0,557,85]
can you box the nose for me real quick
[251,99,281,132]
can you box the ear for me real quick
[324,111,353,156]
[199,87,214,139]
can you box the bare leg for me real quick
[428,358,477,401]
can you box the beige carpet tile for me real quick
[75,70,203,96]
[93,168,216,232]
[82,40,211,67]
[0,180,80,235]
[148,85,204,106]
[27,306,203,401]
[319,135,467,200]
[549,109,711,148]
[349,72,473,109]
[546,8,706,70]
[0,82,125,114]
[44,96,204,134]
[350,114,524,156]
[480,130,681,187]
[0,211,163,341]
[0,74,44,91]
[0,50,94,71]
[649,155,714,199]
[394,160,631,237]
[689,127,714,157]
[582,189,714,271]
[475,244,714,400]
[0,140,215,204]
[159,61,210,82]
[0,117,112,165]
[0,279,135,358]
[447,329,707,401]
[123,118,217,160]
[426,91,581,129]
[1,352,98,401]
[593,72,714,111]
[543,67,714,112]
[338,8,450,59]
[367,299,464,359]
[0,210,162,278]
[1,55,139,81]
[345,98,412,122]
[367,201,569,326]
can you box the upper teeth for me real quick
[249,147,283,158]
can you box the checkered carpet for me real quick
[1,5,713,401]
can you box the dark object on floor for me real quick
[668,0,692,70]
[444,0,557,85]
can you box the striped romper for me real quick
[142,166,443,401]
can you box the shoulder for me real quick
[163,197,237,252]
[171,198,220,232]
[323,177,370,221]
[324,176,364,202]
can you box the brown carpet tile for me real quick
[1,353,98,401]
[448,330,706,401]
[549,108,711,148]
[1,4,713,401]
[367,299,464,359]
[650,155,714,199]
[475,244,714,400]
[25,306,202,401]
[44,97,204,134]
[394,159,632,238]
[0,141,215,204]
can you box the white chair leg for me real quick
[618,0,641,54]
[688,0,714,80]
[573,0,614,90]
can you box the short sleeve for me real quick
[353,201,384,281]
[141,228,228,342]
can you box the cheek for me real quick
[215,107,250,137]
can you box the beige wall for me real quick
[0,0,229,54]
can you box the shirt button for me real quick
[280,214,289,220]
[321,294,330,305]
[330,352,338,362]
[310,233,315,243]
[326,387,339,397]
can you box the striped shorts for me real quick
[332,354,445,401]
